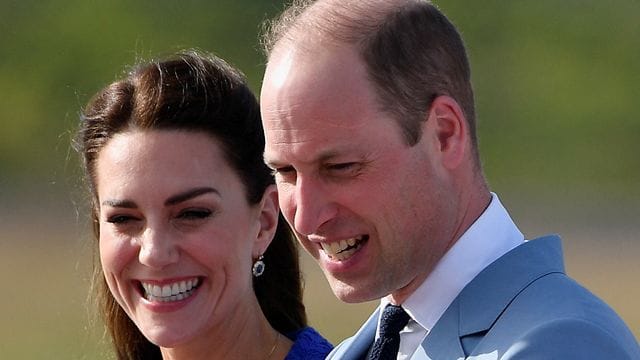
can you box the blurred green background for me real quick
[1,0,638,358]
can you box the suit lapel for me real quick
[458,235,564,337]
[330,307,380,360]
[420,235,565,358]
[420,297,466,359]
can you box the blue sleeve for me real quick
[285,327,334,360]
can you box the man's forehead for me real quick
[263,122,352,150]
[262,46,298,94]
[263,125,360,165]
[263,41,365,94]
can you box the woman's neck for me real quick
[159,296,284,359]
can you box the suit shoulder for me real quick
[471,273,640,358]
[501,318,640,359]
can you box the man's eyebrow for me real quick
[165,187,220,206]
[264,149,343,169]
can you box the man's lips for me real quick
[319,235,368,261]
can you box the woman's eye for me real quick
[106,215,137,224]
[178,209,212,220]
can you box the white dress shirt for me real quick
[374,193,525,359]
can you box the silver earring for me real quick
[252,255,265,277]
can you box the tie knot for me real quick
[379,304,410,336]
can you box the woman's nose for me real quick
[137,226,179,269]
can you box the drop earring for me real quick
[252,255,265,277]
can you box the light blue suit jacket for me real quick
[328,236,640,359]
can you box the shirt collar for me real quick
[381,193,524,333]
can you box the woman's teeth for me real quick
[141,278,200,303]
[320,237,364,261]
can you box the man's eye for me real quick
[272,166,297,183]
[327,162,361,174]
[329,162,356,170]
[177,209,212,220]
[272,165,295,175]
[324,162,363,179]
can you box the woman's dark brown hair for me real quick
[75,51,307,359]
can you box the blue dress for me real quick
[285,327,333,359]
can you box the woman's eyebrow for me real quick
[101,199,137,208]
[164,187,220,206]
[100,187,219,208]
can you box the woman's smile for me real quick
[138,277,201,303]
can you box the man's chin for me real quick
[328,278,382,304]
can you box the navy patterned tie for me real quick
[367,304,411,360]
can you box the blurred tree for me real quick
[0,0,286,189]
[0,0,637,197]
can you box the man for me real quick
[259,0,640,358]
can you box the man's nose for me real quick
[137,225,179,269]
[292,175,337,236]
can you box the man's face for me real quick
[261,44,458,303]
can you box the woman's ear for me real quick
[423,95,468,170]
[252,184,280,257]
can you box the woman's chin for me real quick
[141,328,192,349]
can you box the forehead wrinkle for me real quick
[266,121,363,148]
[265,128,363,165]
[265,128,319,147]
[265,112,368,131]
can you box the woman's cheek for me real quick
[100,232,137,275]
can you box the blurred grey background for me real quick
[0,1,638,358]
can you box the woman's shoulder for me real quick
[285,326,333,360]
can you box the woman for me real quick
[76,51,333,359]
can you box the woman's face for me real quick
[95,129,277,347]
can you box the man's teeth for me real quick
[320,237,362,261]
[141,278,200,303]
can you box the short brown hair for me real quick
[262,0,477,154]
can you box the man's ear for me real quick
[252,184,280,257]
[423,95,468,170]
